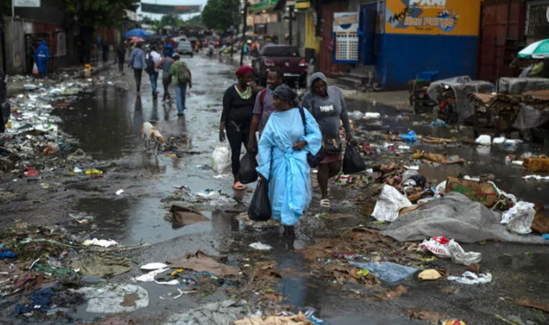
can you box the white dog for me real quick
[141,122,166,155]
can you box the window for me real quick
[527,3,549,38]
[261,46,300,57]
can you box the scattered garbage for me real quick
[445,177,498,207]
[349,261,419,283]
[167,251,239,277]
[249,242,272,251]
[135,267,169,282]
[72,284,149,313]
[372,185,412,222]
[364,112,381,119]
[523,157,549,173]
[420,237,482,265]
[140,263,168,271]
[418,269,442,281]
[166,205,209,228]
[475,135,492,146]
[399,130,418,142]
[72,254,132,277]
[164,300,248,325]
[82,238,118,248]
[235,312,314,325]
[116,189,125,196]
[501,201,535,234]
[447,271,492,285]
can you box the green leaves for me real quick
[59,0,140,28]
[202,0,240,31]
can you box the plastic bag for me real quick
[211,145,231,174]
[349,261,419,283]
[238,152,258,184]
[32,63,39,75]
[248,179,271,221]
[501,201,535,235]
[342,143,366,174]
[448,271,492,285]
[419,236,451,258]
[420,237,482,265]
[475,135,491,146]
[372,185,412,222]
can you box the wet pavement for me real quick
[2,54,549,325]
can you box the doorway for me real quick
[359,3,377,66]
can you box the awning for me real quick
[250,0,279,14]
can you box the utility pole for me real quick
[288,6,293,46]
[240,0,248,66]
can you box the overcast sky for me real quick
[138,0,207,21]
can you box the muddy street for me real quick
[1,55,549,325]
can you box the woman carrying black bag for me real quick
[301,72,353,208]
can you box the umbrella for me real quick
[124,28,150,39]
[128,37,145,44]
[519,39,549,59]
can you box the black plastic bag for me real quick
[239,152,258,184]
[248,179,271,221]
[342,143,366,174]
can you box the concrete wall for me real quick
[4,19,27,75]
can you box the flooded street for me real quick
[1,55,549,325]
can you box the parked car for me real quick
[252,45,307,88]
[177,41,194,57]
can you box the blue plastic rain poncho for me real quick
[257,108,322,226]
[164,43,174,58]
[34,40,50,73]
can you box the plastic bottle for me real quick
[84,64,91,78]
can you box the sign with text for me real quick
[14,0,40,7]
[333,12,359,63]
[385,0,481,36]
[140,3,201,15]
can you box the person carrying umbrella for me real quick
[129,43,146,93]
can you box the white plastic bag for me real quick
[372,185,412,222]
[420,237,482,265]
[448,271,492,285]
[32,63,39,75]
[419,236,451,258]
[446,240,482,265]
[475,135,491,146]
[501,201,535,234]
[211,145,231,174]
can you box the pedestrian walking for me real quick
[156,52,174,103]
[102,42,110,62]
[34,40,50,78]
[116,41,126,73]
[219,66,257,191]
[257,85,322,239]
[169,53,192,116]
[145,46,161,100]
[129,43,146,93]
[164,41,174,58]
[248,68,285,151]
[301,72,353,208]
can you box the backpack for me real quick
[259,88,268,111]
[145,54,155,75]
[177,61,191,84]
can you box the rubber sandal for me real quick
[320,199,331,208]
[232,182,246,191]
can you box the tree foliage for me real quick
[201,0,239,32]
[60,0,140,28]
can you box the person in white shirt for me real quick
[146,46,162,99]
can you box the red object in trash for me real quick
[24,167,39,177]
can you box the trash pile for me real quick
[162,185,237,207]
[427,76,494,123]
[1,76,100,178]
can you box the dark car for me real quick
[252,45,308,88]
[177,41,194,57]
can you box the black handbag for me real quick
[322,136,342,155]
[298,107,325,168]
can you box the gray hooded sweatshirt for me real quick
[301,72,351,138]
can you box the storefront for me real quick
[376,0,482,89]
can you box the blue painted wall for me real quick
[374,33,478,90]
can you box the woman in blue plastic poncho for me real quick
[256,85,322,239]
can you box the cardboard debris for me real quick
[513,299,549,313]
[167,251,239,277]
[418,269,442,281]
[445,177,498,208]
[234,312,313,325]
[375,285,408,300]
[166,205,209,228]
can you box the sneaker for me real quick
[177,112,184,116]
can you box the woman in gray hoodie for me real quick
[301,72,353,208]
